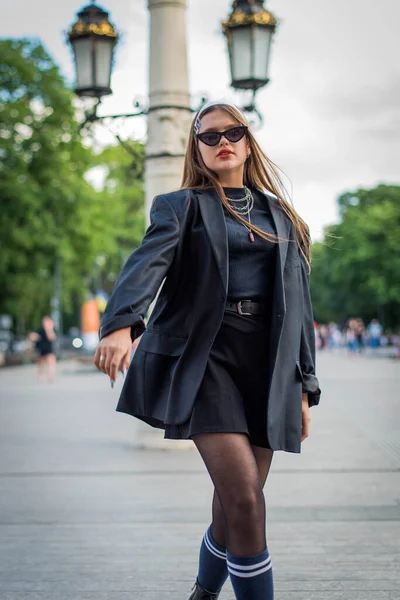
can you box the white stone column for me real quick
[134,0,193,450]
[145,0,192,222]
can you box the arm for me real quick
[299,256,321,408]
[95,195,180,382]
[46,328,56,342]
[100,194,180,341]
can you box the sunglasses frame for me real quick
[196,125,248,147]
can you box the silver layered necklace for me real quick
[225,186,255,242]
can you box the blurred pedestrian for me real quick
[355,319,365,353]
[368,318,383,354]
[328,322,342,350]
[28,316,57,382]
[94,100,321,600]
[319,324,329,350]
[346,319,358,354]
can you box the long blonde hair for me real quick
[181,104,311,270]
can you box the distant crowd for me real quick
[315,318,400,357]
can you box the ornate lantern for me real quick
[222,0,278,92]
[68,2,119,98]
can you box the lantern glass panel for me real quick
[253,26,273,82]
[73,38,93,91]
[94,38,114,89]
[230,26,252,83]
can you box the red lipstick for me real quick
[217,149,234,158]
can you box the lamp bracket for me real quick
[80,96,209,130]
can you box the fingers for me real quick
[301,414,311,442]
[104,348,122,382]
[301,402,311,443]
[96,346,110,375]
[94,330,132,382]
[93,345,105,372]
[94,344,126,379]
[120,349,131,377]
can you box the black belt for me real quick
[225,299,266,316]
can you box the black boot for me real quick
[188,579,220,600]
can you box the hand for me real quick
[94,327,132,382]
[301,393,311,442]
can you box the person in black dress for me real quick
[94,100,321,600]
[29,316,56,382]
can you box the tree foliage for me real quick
[310,184,400,327]
[90,141,145,291]
[0,39,145,332]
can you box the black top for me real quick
[35,327,54,355]
[223,187,277,302]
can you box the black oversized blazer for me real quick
[100,188,321,453]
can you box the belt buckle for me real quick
[237,300,252,316]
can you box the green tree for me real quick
[89,141,145,294]
[310,184,400,327]
[0,39,145,333]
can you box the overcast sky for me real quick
[2,0,399,239]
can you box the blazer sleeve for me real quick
[299,255,321,407]
[100,194,180,341]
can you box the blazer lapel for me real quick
[266,193,291,314]
[196,189,228,294]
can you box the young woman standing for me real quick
[94,100,321,600]
[29,316,57,382]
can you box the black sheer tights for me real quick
[193,433,274,557]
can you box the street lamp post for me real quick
[68,2,119,100]
[222,0,278,123]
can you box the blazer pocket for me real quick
[295,361,304,381]
[138,331,187,356]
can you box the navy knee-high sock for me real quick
[227,548,274,600]
[197,526,229,593]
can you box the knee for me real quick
[223,487,265,527]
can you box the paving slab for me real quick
[0,351,399,599]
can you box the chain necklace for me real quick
[225,186,255,242]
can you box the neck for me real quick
[218,167,245,188]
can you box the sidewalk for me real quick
[0,352,399,599]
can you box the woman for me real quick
[95,100,321,600]
[29,316,57,382]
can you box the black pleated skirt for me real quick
[164,308,271,449]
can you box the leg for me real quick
[193,433,266,556]
[47,353,56,382]
[193,433,274,599]
[38,357,46,382]
[211,444,274,548]
[195,443,273,596]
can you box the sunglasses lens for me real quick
[225,127,246,142]
[197,126,247,146]
[199,132,220,146]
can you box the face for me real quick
[196,109,250,180]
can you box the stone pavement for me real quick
[0,351,399,600]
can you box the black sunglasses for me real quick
[196,126,248,147]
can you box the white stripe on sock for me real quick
[227,556,271,572]
[204,533,226,560]
[205,530,226,558]
[227,562,273,578]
